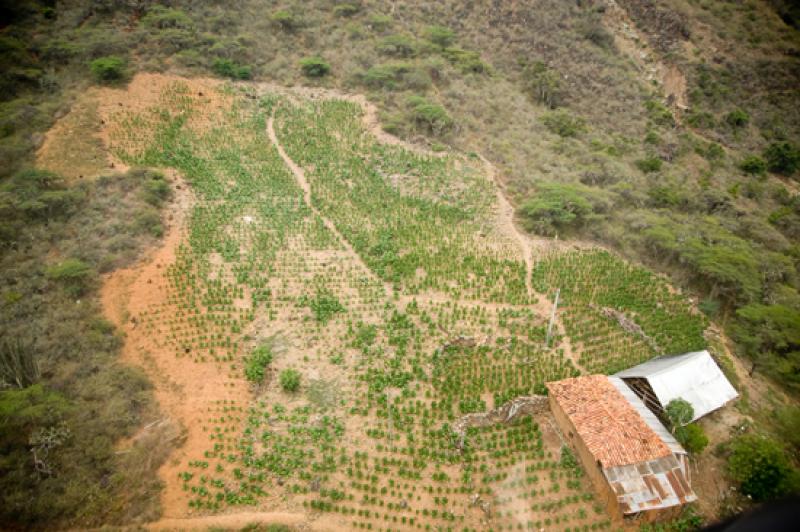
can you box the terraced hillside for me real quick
[79,74,708,530]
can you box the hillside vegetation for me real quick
[1,0,799,529]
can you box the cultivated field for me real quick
[66,73,712,530]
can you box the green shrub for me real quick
[406,96,453,135]
[675,424,708,453]
[377,35,417,57]
[740,155,767,175]
[45,258,94,297]
[141,6,193,29]
[635,156,663,173]
[212,58,252,80]
[299,56,331,77]
[89,56,127,83]
[686,110,716,129]
[541,110,585,137]
[363,62,412,89]
[727,434,800,501]
[645,100,675,126]
[279,369,301,392]
[245,344,273,383]
[441,47,488,73]
[367,14,392,32]
[425,25,456,47]
[270,10,299,30]
[725,108,750,128]
[764,141,800,175]
[333,4,360,17]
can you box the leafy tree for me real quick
[270,10,299,30]
[666,398,694,428]
[244,344,273,383]
[279,369,301,392]
[764,141,800,175]
[89,56,127,83]
[299,56,331,77]
[333,4,360,17]
[377,35,417,57]
[425,25,456,47]
[520,183,602,236]
[406,96,453,135]
[727,434,800,501]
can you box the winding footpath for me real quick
[267,114,395,302]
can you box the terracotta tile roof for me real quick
[547,375,672,468]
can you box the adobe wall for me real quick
[548,394,624,522]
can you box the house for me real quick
[546,375,697,521]
[615,350,738,422]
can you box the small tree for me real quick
[279,369,301,392]
[725,108,750,128]
[675,424,709,453]
[739,155,767,175]
[271,10,299,30]
[407,96,453,135]
[665,398,694,429]
[728,434,800,501]
[89,56,127,83]
[299,56,331,77]
[425,25,456,47]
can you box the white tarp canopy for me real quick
[615,350,738,421]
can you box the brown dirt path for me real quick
[101,172,251,519]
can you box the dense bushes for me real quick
[0,167,172,527]
[520,182,605,236]
[764,141,800,176]
[727,434,800,501]
[740,155,767,175]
